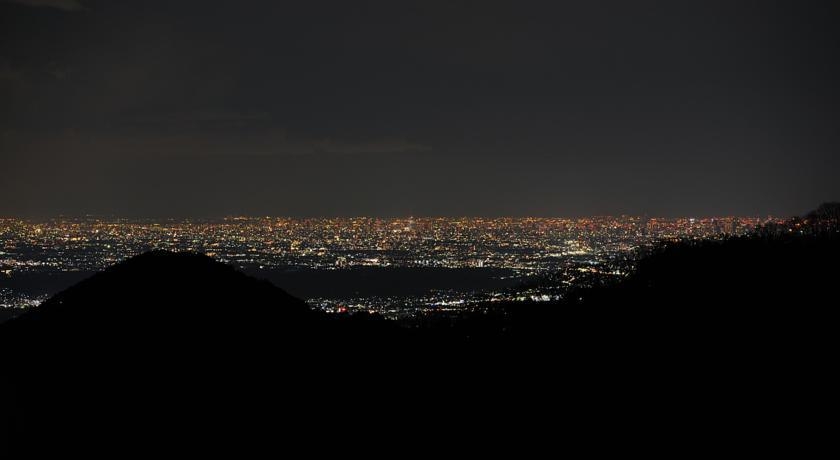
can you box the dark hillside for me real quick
[0,251,406,456]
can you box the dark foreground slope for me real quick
[486,233,839,343]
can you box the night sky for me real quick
[1,0,838,218]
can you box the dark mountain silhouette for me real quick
[2,209,838,455]
[1,251,411,456]
[3,251,315,341]
[1,250,403,344]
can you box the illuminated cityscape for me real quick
[0,215,775,318]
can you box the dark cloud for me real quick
[0,129,430,159]
[0,63,23,82]
[313,139,430,155]
[156,110,272,125]
[3,0,85,11]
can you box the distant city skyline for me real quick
[1,215,775,313]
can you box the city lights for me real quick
[0,216,777,316]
